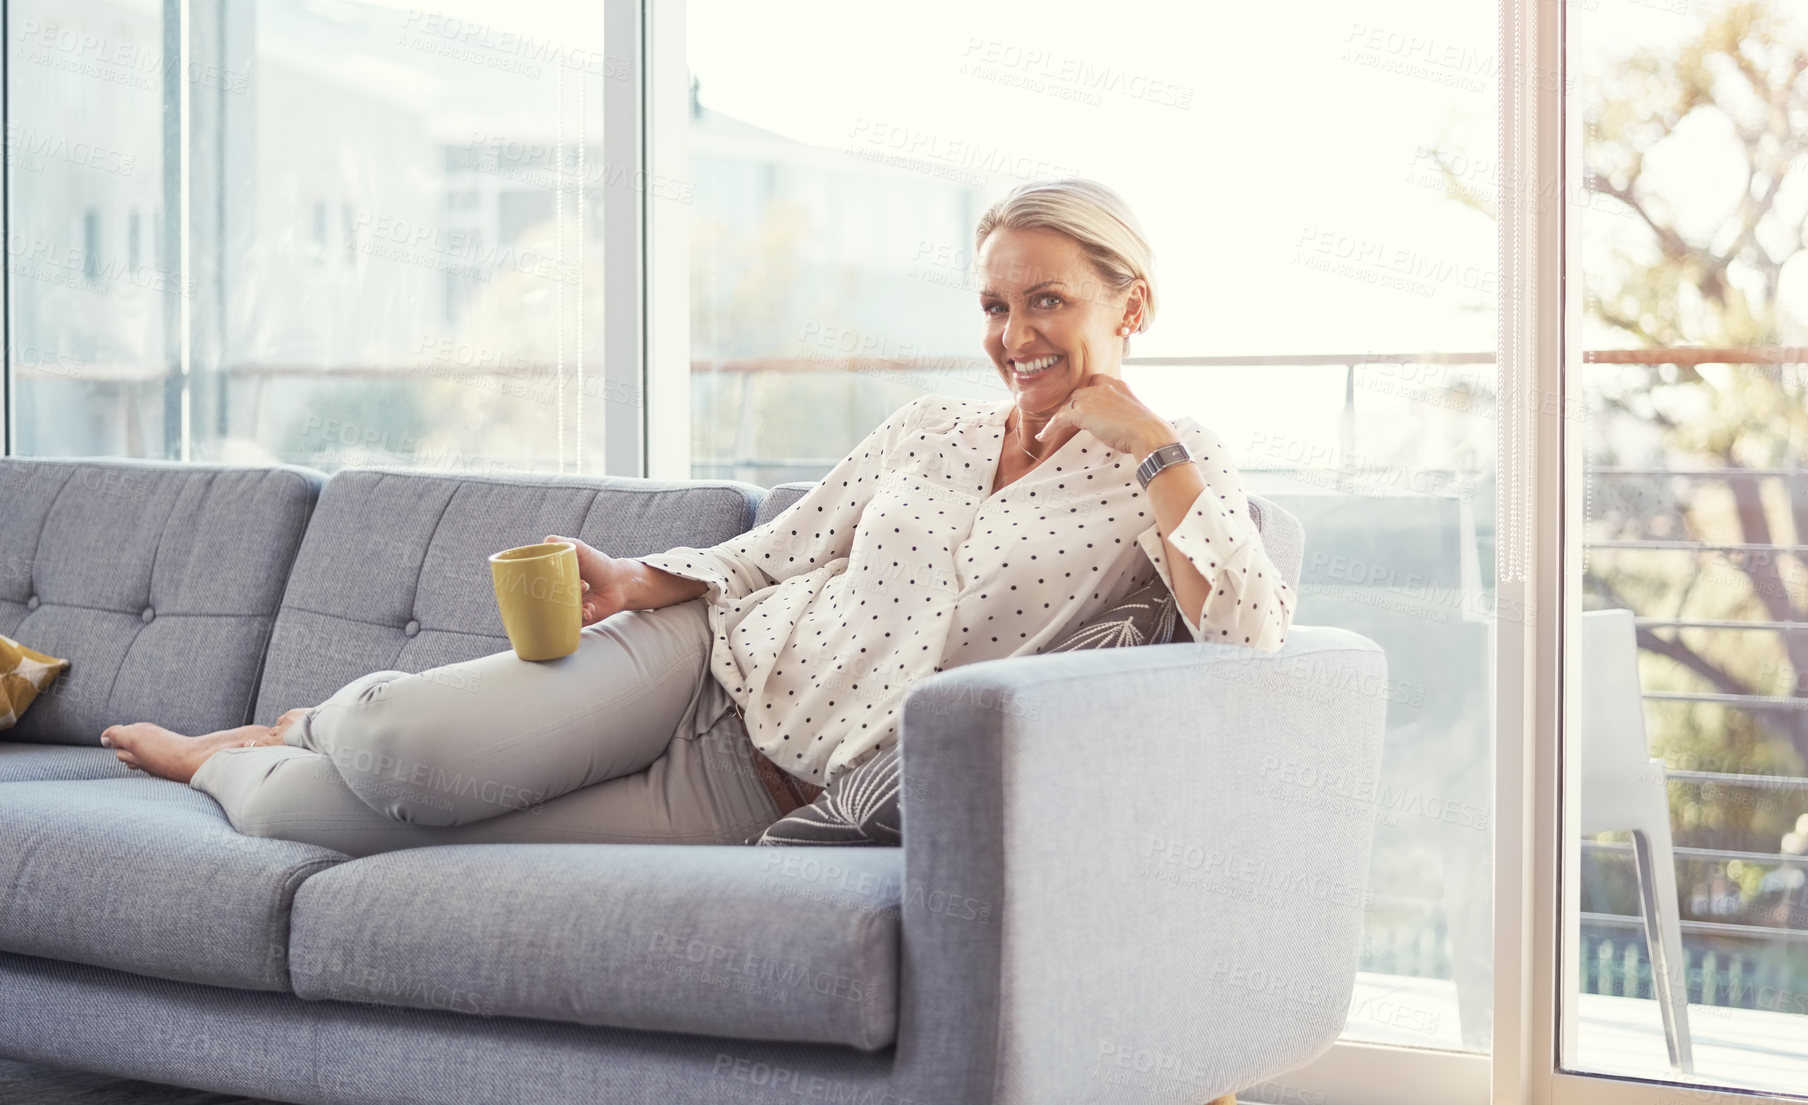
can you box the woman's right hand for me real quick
[545,535,629,627]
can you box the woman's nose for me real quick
[1001,316,1035,354]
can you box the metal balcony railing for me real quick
[1094,348,1808,995]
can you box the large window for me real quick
[686,0,1501,1064]
[1564,0,1808,1095]
[8,0,609,473]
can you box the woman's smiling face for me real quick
[977,225,1145,413]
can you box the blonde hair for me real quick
[973,178,1158,347]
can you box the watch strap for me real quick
[1136,441,1193,489]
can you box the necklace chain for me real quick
[1010,410,1045,462]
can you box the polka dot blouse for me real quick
[631,393,1295,787]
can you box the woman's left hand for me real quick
[1035,375,1172,458]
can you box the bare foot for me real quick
[101,708,313,782]
[103,723,239,782]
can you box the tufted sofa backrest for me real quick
[0,456,1306,745]
[0,458,322,745]
[248,468,765,724]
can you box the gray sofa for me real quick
[0,455,1389,1105]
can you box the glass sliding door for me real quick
[1563,0,1808,1096]
[680,0,1501,1076]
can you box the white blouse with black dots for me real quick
[630,393,1295,786]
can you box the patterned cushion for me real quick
[753,576,1177,846]
[1042,575,1178,651]
[0,633,69,731]
[752,743,904,847]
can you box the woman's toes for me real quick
[101,723,210,784]
[106,723,146,752]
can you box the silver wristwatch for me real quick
[1135,441,1193,489]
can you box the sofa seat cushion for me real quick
[0,744,135,783]
[0,780,345,990]
[287,843,901,1051]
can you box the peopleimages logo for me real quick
[1139,835,1375,910]
[1292,227,1497,296]
[1339,23,1494,94]
[647,932,879,1005]
[351,209,584,285]
[399,10,630,79]
[1259,756,1490,831]
[460,133,694,202]
[14,19,252,93]
[847,119,1078,182]
[957,38,1195,109]
[6,232,196,298]
[4,124,136,175]
[708,1054,933,1105]
[1092,1038,1224,1092]
[1209,961,1338,1010]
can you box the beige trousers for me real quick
[189,598,783,858]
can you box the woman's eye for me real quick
[982,302,1005,315]
[1035,294,1063,308]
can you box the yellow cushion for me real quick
[1,632,70,731]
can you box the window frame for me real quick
[2,6,10,457]
[1535,0,1805,1100]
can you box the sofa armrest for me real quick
[888,627,1389,1105]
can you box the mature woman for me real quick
[104,178,1294,856]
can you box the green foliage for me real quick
[1561,2,1808,925]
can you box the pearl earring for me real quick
[1118,325,1131,336]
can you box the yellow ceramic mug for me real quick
[489,542,583,661]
